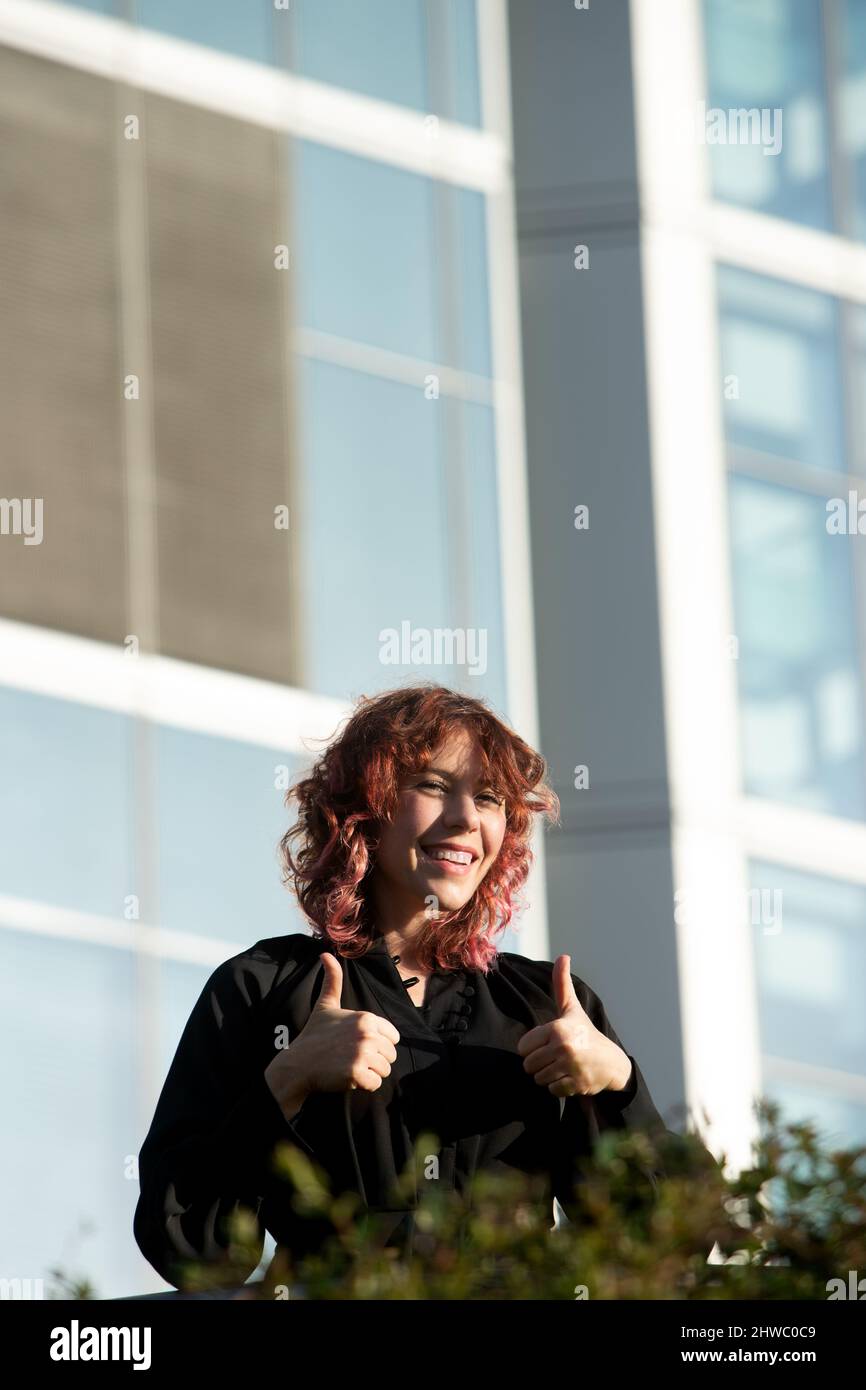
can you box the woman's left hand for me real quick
[517,955,632,1099]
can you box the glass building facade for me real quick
[508,0,866,1223]
[2,0,865,1298]
[0,0,524,1296]
[703,2,866,1144]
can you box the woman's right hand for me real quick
[264,952,401,1119]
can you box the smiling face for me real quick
[368,724,508,928]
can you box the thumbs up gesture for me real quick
[265,951,401,1117]
[517,955,632,1099]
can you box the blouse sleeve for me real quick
[551,975,719,1224]
[133,953,320,1289]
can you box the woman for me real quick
[134,684,689,1290]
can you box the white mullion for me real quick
[704,203,866,305]
[763,1053,866,1107]
[111,53,166,1125]
[631,0,761,1172]
[638,199,866,306]
[0,618,349,754]
[0,893,247,967]
[0,0,507,193]
[477,0,549,963]
[294,328,494,406]
[739,798,866,886]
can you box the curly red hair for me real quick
[278,683,560,973]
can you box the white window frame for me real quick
[630,0,866,1171]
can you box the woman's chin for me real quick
[412,875,473,913]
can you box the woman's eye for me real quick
[416,780,501,805]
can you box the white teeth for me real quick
[425,848,473,864]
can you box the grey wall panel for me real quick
[508,1,686,1115]
[545,836,684,1123]
[518,239,668,811]
[144,93,294,684]
[0,52,297,683]
[0,46,127,644]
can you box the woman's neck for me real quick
[376,924,428,975]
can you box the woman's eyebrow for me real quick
[417,766,495,785]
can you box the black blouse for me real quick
[133,932,681,1287]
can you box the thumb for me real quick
[553,954,581,1017]
[313,950,345,1012]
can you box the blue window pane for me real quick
[764,1077,866,1149]
[452,185,493,379]
[290,0,480,126]
[717,265,845,473]
[135,0,276,66]
[728,476,866,818]
[0,688,309,942]
[155,727,307,944]
[458,399,508,716]
[450,0,482,129]
[295,144,435,361]
[0,930,139,1298]
[750,861,866,1081]
[854,306,866,476]
[294,142,491,376]
[702,0,832,230]
[0,688,135,918]
[297,358,447,697]
[297,358,505,703]
[841,0,866,242]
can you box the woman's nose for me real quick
[443,795,480,829]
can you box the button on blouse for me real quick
[395,953,475,1044]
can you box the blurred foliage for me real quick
[44,1266,99,1300]
[170,1098,866,1300]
